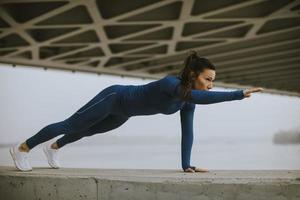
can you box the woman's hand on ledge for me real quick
[183,166,209,173]
[243,87,264,98]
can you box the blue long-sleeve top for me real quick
[117,75,245,170]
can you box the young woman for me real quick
[10,50,263,173]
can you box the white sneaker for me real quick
[43,144,60,169]
[9,143,32,171]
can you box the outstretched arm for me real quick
[180,102,195,171]
[188,87,264,104]
[188,89,245,104]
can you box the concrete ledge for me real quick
[0,166,299,200]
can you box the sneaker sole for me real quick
[43,147,60,169]
[9,147,32,171]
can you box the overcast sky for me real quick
[1,63,300,146]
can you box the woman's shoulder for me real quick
[161,74,180,83]
[158,74,181,95]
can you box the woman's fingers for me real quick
[243,87,264,97]
[194,167,209,172]
[249,87,264,93]
[183,167,209,173]
[184,167,195,173]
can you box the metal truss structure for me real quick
[0,0,299,96]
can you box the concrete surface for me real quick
[0,166,299,200]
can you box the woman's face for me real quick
[193,69,216,90]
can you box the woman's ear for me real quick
[189,71,196,78]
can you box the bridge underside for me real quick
[0,0,299,96]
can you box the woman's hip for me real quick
[73,85,123,114]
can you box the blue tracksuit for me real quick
[26,75,245,170]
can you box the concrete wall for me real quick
[0,166,299,200]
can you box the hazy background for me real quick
[1,63,299,170]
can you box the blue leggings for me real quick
[26,85,129,149]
